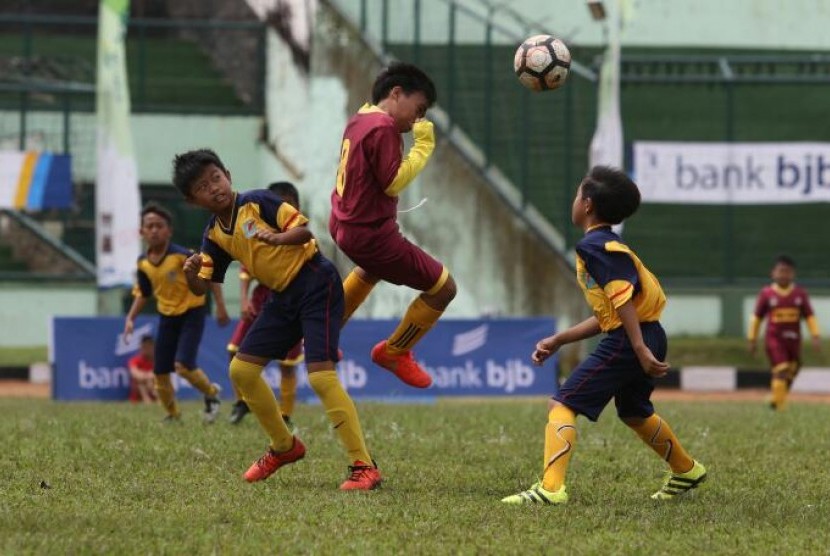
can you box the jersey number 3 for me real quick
[335,139,351,197]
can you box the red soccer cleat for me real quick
[339,461,382,491]
[243,436,306,483]
[371,341,432,388]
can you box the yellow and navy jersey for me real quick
[197,190,317,292]
[133,243,206,316]
[575,225,666,332]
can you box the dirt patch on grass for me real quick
[0,381,49,398]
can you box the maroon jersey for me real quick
[331,106,402,226]
[753,285,814,341]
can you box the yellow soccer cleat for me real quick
[651,460,707,500]
[501,482,567,505]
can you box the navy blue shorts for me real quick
[154,305,206,375]
[239,253,343,363]
[553,321,667,422]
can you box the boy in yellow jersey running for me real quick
[330,62,457,389]
[175,149,381,490]
[124,202,230,423]
[502,166,707,505]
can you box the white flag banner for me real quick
[95,0,140,287]
[633,141,830,204]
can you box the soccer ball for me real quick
[513,34,571,92]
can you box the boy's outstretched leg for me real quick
[624,413,707,500]
[307,365,381,490]
[341,268,377,325]
[769,362,792,410]
[502,402,574,505]
[230,356,304,482]
[372,274,457,388]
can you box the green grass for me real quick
[2,398,829,553]
[0,347,48,367]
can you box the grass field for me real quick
[3,398,829,554]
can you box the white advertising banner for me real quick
[633,142,830,204]
[95,0,141,287]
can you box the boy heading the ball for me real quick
[174,149,380,490]
[502,166,707,505]
[330,62,457,389]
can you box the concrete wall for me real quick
[0,283,97,347]
[333,0,830,50]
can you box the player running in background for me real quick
[176,149,381,490]
[748,255,821,410]
[502,166,707,505]
[124,202,230,423]
[330,62,456,389]
[227,181,303,427]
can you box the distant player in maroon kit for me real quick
[748,255,821,410]
[330,62,457,389]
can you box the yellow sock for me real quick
[154,374,179,417]
[342,270,375,324]
[229,357,293,452]
[771,376,789,409]
[231,380,244,403]
[541,405,577,491]
[280,372,298,417]
[629,414,694,473]
[308,370,372,464]
[386,296,443,355]
[176,367,218,397]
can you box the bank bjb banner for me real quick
[633,141,830,204]
[51,317,558,401]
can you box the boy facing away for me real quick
[330,62,457,389]
[502,166,707,505]
[227,181,304,428]
[175,149,381,490]
[124,202,229,422]
[748,255,821,410]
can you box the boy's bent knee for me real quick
[229,356,263,387]
[620,415,648,427]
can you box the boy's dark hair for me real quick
[580,166,641,225]
[140,335,154,345]
[371,62,437,106]
[774,254,796,268]
[268,181,300,204]
[172,149,228,197]
[140,201,173,226]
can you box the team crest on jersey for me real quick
[769,297,778,307]
[166,270,177,283]
[795,297,802,306]
[242,219,257,238]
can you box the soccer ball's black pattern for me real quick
[514,34,571,92]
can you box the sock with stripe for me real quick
[342,270,376,325]
[154,373,179,418]
[541,404,577,492]
[629,413,694,473]
[280,371,298,417]
[386,296,443,355]
[229,357,293,452]
[175,367,218,397]
[308,370,372,464]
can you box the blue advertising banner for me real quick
[51,317,558,401]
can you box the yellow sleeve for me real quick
[807,315,821,338]
[603,279,635,309]
[385,120,435,196]
[197,253,215,282]
[747,315,762,341]
[276,203,309,231]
